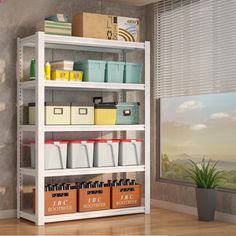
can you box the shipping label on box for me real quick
[118,17,140,42]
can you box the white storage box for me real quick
[118,139,142,166]
[51,60,74,71]
[30,140,68,170]
[67,140,94,168]
[28,102,71,125]
[70,103,94,125]
[93,140,120,167]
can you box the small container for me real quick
[51,70,69,80]
[111,184,141,209]
[105,61,125,83]
[30,59,36,80]
[33,188,77,215]
[78,186,110,212]
[28,102,71,125]
[70,103,94,125]
[69,71,83,81]
[67,140,95,168]
[30,140,68,170]
[45,62,51,80]
[124,62,142,84]
[51,60,74,71]
[93,97,117,125]
[74,60,106,82]
[119,139,142,166]
[93,140,120,167]
[116,102,140,125]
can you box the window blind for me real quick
[154,0,236,98]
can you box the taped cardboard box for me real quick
[73,12,140,42]
[73,12,118,40]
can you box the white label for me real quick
[57,14,65,22]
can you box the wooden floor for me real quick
[0,208,236,235]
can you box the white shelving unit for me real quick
[17,32,150,225]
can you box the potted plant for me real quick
[187,159,221,221]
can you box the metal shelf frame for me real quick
[17,32,150,225]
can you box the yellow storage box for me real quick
[69,71,83,81]
[93,97,117,125]
[28,102,71,125]
[51,70,69,81]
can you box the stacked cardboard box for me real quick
[73,12,139,42]
[36,20,72,36]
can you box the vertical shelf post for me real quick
[35,32,45,225]
[144,41,151,214]
[16,38,23,219]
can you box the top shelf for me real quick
[20,32,146,54]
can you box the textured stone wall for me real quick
[0,0,146,211]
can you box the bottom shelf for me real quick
[20,207,145,224]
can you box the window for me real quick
[154,0,236,189]
[160,92,236,189]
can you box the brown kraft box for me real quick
[33,189,77,216]
[78,187,110,212]
[111,184,141,209]
[73,12,118,40]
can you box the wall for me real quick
[145,3,236,218]
[0,0,146,213]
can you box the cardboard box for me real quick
[33,189,77,216]
[111,184,141,209]
[78,187,110,212]
[73,12,118,40]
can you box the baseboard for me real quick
[0,209,16,219]
[151,199,236,224]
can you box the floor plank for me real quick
[0,208,236,235]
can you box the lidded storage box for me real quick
[116,102,139,125]
[124,62,142,84]
[28,102,70,125]
[105,61,125,83]
[51,60,74,71]
[67,140,94,168]
[119,139,142,166]
[93,140,120,167]
[74,60,106,82]
[70,103,94,125]
[30,140,68,170]
[93,97,117,125]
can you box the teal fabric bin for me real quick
[105,61,125,83]
[124,62,142,84]
[116,102,140,125]
[74,60,106,82]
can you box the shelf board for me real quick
[20,124,145,132]
[21,33,146,53]
[20,165,145,177]
[20,207,145,224]
[19,209,36,223]
[45,207,145,223]
[20,80,145,91]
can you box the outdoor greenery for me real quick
[161,154,236,189]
